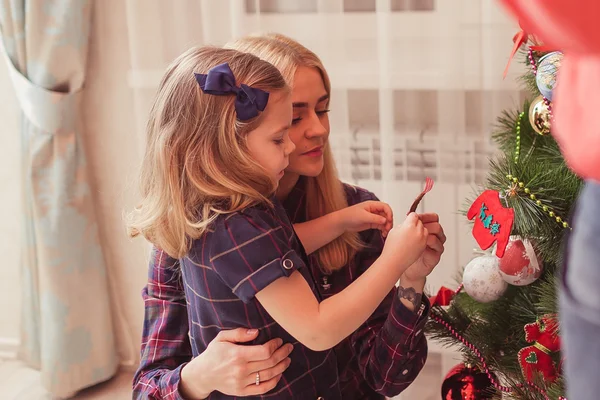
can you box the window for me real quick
[391,0,435,12]
[245,0,317,14]
[343,0,376,12]
[339,89,518,183]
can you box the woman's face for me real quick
[285,66,330,178]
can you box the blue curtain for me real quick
[0,0,117,396]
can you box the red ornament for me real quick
[498,237,543,286]
[429,286,458,307]
[503,21,529,79]
[467,190,515,258]
[517,315,561,383]
[442,364,496,400]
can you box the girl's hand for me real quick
[337,200,394,237]
[401,213,446,282]
[381,213,429,271]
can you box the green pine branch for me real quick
[427,48,581,399]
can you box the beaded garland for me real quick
[505,174,570,229]
[431,285,567,400]
[514,111,525,163]
[529,48,554,122]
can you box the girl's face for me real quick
[245,91,295,184]
[285,66,331,178]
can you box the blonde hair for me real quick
[128,46,289,258]
[226,33,363,273]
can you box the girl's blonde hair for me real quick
[226,33,363,273]
[128,46,289,258]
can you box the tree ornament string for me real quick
[505,174,571,229]
[431,284,567,400]
[543,97,554,120]
[528,48,554,120]
[431,313,565,399]
[515,112,525,163]
[528,48,538,76]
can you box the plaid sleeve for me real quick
[349,189,430,397]
[132,247,192,400]
[210,207,305,303]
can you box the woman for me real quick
[133,33,446,399]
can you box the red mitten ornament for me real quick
[517,315,561,383]
[467,190,515,257]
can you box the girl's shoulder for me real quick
[217,198,291,228]
[341,182,380,206]
[189,200,303,303]
[198,199,294,251]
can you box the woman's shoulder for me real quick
[341,182,380,206]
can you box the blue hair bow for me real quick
[194,63,270,121]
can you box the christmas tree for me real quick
[426,43,581,399]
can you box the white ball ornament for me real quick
[463,255,508,303]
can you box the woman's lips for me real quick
[302,146,323,157]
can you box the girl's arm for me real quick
[256,251,404,351]
[293,200,393,254]
[349,209,445,397]
[211,207,426,352]
[258,214,425,352]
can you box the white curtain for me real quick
[84,0,522,396]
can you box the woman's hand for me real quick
[179,328,293,399]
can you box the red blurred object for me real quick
[500,0,600,182]
[500,0,600,54]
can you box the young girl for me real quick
[129,46,429,399]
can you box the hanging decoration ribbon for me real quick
[503,20,556,78]
[503,23,529,79]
